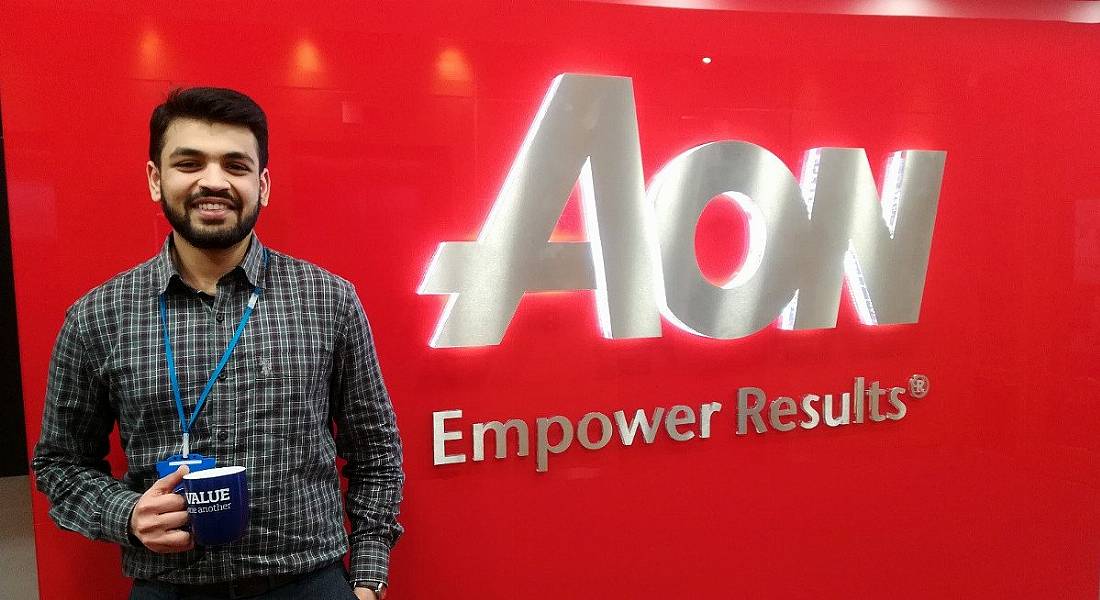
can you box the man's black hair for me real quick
[149,87,269,170]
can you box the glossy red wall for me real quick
[3,2,1098,598]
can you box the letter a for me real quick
[418,74,661,347]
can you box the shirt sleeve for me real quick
[31,308,142,547]
[329,283,405,586]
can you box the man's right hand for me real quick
[129,465,194,553]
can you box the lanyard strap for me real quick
[159,249,269,454]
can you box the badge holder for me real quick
[156,453,217,494]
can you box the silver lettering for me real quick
[799,394,821,429]
[789,149,945,328]
[868,381,888,422]
[577,412,614,450]
[700,402,721,438]
[664,405,696,442]
[420,74,946,347]
[823,393,851,427]
[432,410,466,465]
[737,387,767,434]
[852,377,866,423]
[769,396,797,432]
[535,416,574,472]
[887,387,907,420]
[613,408,665,445]
[419,74,660,347]
[651,142,806,339]
[472,419,530,461]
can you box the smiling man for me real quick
[33,87,403,600]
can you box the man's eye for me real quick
[228,164,250,173]
[175,161,200,169]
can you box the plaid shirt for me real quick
[32,235,404,586]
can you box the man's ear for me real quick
[259,168,271,207]
[147,161,162,202]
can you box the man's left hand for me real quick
[354,587,378,600]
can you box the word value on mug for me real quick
[186,488,231,505]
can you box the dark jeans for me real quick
[129,562,358,600]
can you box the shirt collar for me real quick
[151,234,268,297]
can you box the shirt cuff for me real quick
[103,489,143,547]
[349,538,391,587]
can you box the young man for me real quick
[33,87,402,600]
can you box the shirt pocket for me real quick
[245,344,331,440]
[238,300,333,430]
[242,345,338,517]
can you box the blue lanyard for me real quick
[158,249,269,456]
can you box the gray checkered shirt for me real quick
[32,235,404,586]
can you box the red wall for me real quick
[3,2,1098,598]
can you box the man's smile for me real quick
[189,197,237,221]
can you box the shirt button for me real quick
[219,372,228,381]
[217,431,229,442]
[216,314,225,323]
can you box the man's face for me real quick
[147,118,270,250]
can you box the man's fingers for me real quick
[140,492,187,514]
[157,509,191,531]
[132,508,189,538]
[147,530,194,554]
[150,465,190,493]
[131,467,197,553]
[160,529,193,548]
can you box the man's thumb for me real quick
[154,464,189,492]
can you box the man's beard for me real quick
[160,190,261,250]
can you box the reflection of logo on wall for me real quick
[419,74,947,348]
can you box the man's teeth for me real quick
[200,203,227,210]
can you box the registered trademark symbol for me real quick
[909,374,930,398]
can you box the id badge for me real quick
[156,453,217,479]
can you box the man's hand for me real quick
[129,465,193,553]
[354,587,379,600]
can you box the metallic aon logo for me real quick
[419,74,946,348]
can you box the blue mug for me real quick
[182,466,250,546]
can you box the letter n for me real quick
[783,149,946,329]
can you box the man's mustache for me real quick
[188,188,237,206]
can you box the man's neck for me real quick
[170,232,251,295]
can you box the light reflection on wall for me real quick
[290,38,325,86]
[584,0,1099,22]
[433,47,473,96]
[138,29,165,77]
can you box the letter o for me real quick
[577,412,614,450]
[649,141,809,339]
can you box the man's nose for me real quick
[197,165,232,191]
